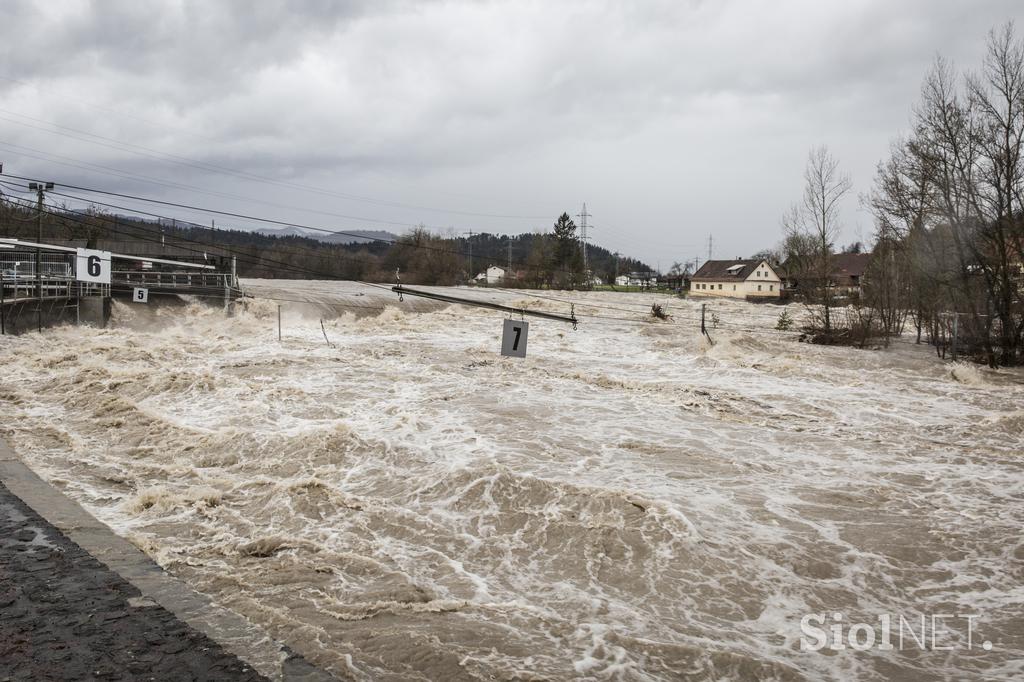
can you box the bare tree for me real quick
[865,22,1024,365]
[865,140,930,342]
[784,146,853,333]
[965,22,1024,364]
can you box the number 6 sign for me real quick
[75,248,112,284]
[501,319,528,358]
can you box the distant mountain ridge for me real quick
[256,227,399,244]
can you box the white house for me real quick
[690,259,782,299]
[614,275,630,286]
[624,272,656,287]
[474,265,506,285]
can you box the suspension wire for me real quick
[0,196,770,331]
[1,191,582,323]
[1,173,590,280]
[0,137,456,231]
[49,183,590,282]
[41,188,394,269]
[3,180,945,349]
[3,198,358,284]
[0,116,550,220]
[0,187,394,290]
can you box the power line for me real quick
[0,109,552,220]
[0,188,390,285]
[0,143,456,232]
[2,198,946,347]
[0,172,598,280]
[36,187,391,273]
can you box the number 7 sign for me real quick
[501,319,529,358]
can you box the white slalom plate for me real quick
[501,319,528,358]
[132,287,149,303]
[75,248,112,284]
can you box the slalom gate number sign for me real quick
[75,248,112,284]
[501,319,528,358]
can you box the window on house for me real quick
[718,284,723,290]
[732,285,736,291]
[770,285,774,291]
[757,284,762,291]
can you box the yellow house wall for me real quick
[691,262,782,298]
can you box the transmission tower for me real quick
[577,202,591,278]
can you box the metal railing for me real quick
[112,270,234,289]
[1,252,73,279]
[0,276,108,303]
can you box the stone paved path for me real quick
[0,481,267,681]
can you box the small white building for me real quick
[690,259,782,298]
[624,272,656,287]
[474,265,506,285]
[614,275,630,287]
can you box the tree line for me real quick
[0,200,649,289]
[778,23,1024,367]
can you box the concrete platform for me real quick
[0,439,335,682]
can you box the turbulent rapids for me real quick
[1,282,1022,681]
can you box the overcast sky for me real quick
[1,0,1021,269]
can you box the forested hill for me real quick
[0,201,651,286]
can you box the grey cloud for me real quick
[1,0,1022,264]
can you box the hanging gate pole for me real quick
[700,303,713,345]
[392,285,578,326]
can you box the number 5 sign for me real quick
[75,248,112,284]
[501,319,529,358]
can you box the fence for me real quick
[113,270,234,290]
[1,251,76,302]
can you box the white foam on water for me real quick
[1,283,1021,680]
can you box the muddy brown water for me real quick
[1,284,1021,680]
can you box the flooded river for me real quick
[1,283,1021,680]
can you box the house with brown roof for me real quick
[780,252,873,297]
[690,259,782,299]
[829,253,872,294]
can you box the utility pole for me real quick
[707,234,713,263]
[577,203,591,280]
[28,180,54,333]
[507,238,512,273]
[461,231,475,280]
